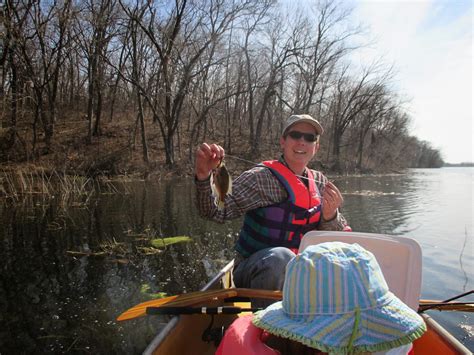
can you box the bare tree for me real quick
[75,0,117,143]
[7,0,73,155]
[0,0,443,171]
[250,14,296,156]
[354,86,397,170]
[292,1,359,115]
[240,2,273,155]
[327,63,389,170]
[123,0,257,166]
[1,0,19,148]
[128,7,149,163]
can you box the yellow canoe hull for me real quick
[145,260,470,354]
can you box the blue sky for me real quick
[350,0,473,163]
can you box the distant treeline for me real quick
[443,162,474,167]
[0,0,443,173]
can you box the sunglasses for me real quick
[286,130,319,143]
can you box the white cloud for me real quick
[351,0,473,163]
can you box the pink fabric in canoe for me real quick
[215,314,279,355]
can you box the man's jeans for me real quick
[232,247,295,308]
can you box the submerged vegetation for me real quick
[150,236,193,249]
[140,284,168,300]
[66,234,193,260]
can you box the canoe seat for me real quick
[298,231,422,311]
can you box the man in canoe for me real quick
[195,114,349,305]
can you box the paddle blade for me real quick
[117,295,179,321]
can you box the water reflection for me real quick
[340,174,420,234]
[0,168,472,353]
[0,181,240,354]
[341,169,473,350]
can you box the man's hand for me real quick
[321,181,343,221]
[195,143,225,181]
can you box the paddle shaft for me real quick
[146,302,473,317]
[418,302,474,313]
[419,289,473,313]
[146,306,262,315]
[147,303,474,316]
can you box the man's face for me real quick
[280,122,320,167]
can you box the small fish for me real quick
[210,159,232,211]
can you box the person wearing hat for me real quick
[195,114,350,306]
[217,242,426,355]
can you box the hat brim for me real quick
[252,292,426,354]
[284,118,324,136]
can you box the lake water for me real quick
[0,168,472,353]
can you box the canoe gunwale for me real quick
[142,259,234,355]
[143,317,179,355]
[420,314,471,354]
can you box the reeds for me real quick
[0,167,121,205]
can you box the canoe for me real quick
[140,231,471,354]
[142,262,470,354]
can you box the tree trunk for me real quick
[87,75,94,144]
[137,92,149,163]
[356,127,366,169]
[93,87,102,136]
[9,52,18,146]
[164,135,175,166]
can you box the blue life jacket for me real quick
[235,160,322,257]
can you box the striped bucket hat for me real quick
[252,242,426,354]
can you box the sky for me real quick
[349,0,473,164]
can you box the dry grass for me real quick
[0,166,121,204]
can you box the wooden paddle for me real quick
[117,288,473,321]
[116,288,282,321]
[418,301,474,313]
[418,289,474,313]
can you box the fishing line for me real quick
[224,154,328,185]
[224,154,258,166]
[459,226,470,292]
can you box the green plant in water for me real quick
[150,236,192,248]
[140,284,167,300]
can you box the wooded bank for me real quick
[0,0,443,179]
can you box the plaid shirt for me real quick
[195,157,348,231]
